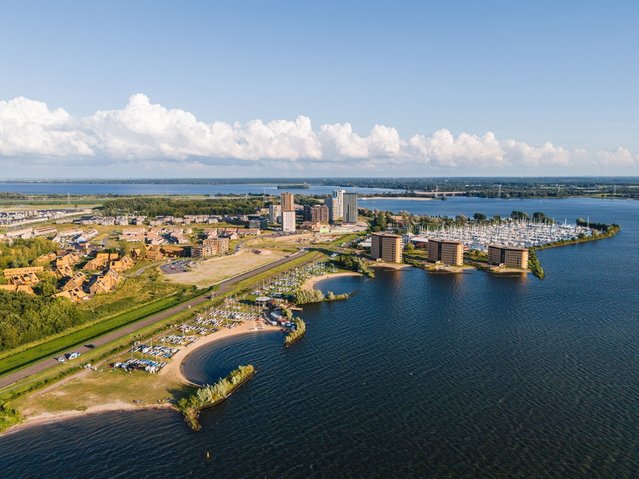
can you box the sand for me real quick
[370,262,413,270]
[300,272,362,291]
[164,250,287,287]
[6,321,281,435]
[161,321,281,385]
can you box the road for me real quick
[0,250,306,391]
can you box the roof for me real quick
[426,238,463,245]
[488,244,529,251]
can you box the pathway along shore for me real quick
[5,321,281,435]
[0,250,306,391]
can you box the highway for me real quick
[0,250,306,391]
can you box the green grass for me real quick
[0,249,325,407]
[0,294,192,378]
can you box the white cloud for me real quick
[0,94,636,173]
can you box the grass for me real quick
[0,251,320,400]
[0,247,331,428]
[15,367,186,418]
[0,293,191,378]
[0,298,210,403]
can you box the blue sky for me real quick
[0,0,637,178]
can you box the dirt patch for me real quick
[163,250,288,288]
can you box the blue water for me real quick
[0,197,637,478]
[0,182,394,196]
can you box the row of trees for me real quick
[333,255,374,277]
[177,365,256,431]
[101,197,265,217]
[0,291,89,351]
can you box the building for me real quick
[305,205,329,224]
[326,189,344,223]
[193,237,230,257]
[89,269,121,295]
[487,245,529,269]
[281,210,296,232]
[268,204,282,224]
[280,192,295,212]
[343,192,359,223]
[3,266,44,286]
[248,217,267,230]
[427,239,464,266]
[371,233,403,263]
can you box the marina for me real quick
[412,219,593,250]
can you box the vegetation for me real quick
[292,288,349,305]
[0,292,193,376]
[177,365,256,431]
[528,249,545,280]
[284,318,306,347]
[0,267,192,356]
[535,223,620,250]
[0,402,22,433]
[0,238,57,269]
[0,292,89,352]
[102,197,265,217]
[292,288,324,304]
[333,254,374,277]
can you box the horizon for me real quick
[1,1,638,178]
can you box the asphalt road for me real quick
[0,250,306,391]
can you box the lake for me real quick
[0,197,637,478]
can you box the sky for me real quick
[0,0,638,178]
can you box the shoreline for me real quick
[370,262,412,270]
[301,272,362,291]
[164,320,281,385]
[360,196,434,201]
[6,321,281,436]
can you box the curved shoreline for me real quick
[301,272,362,291]
[162,321,281,386]
[5,322,281,436]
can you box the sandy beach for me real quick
[6,321,281,435]
[161,320,281,385]
[301,272,362,291]
[370,262,413,270]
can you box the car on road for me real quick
[85,344,96,349]
[68,352,81,360]
[56,357,65,362]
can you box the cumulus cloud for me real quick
[0,94,636,173]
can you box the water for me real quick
[1,198,638,478]
[0,182,394,196]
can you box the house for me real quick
[3,266,44,286]
[0,284,35,295]
[109,256,135,272]
[89,269,121,295]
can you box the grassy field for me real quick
[15,367,187,417]
[0,293,192,378]
[164,249,288,288]
[0,249,327,430]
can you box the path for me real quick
[0,250,306,391]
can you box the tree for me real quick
[473,213,487,222]
[511,210,529,220]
